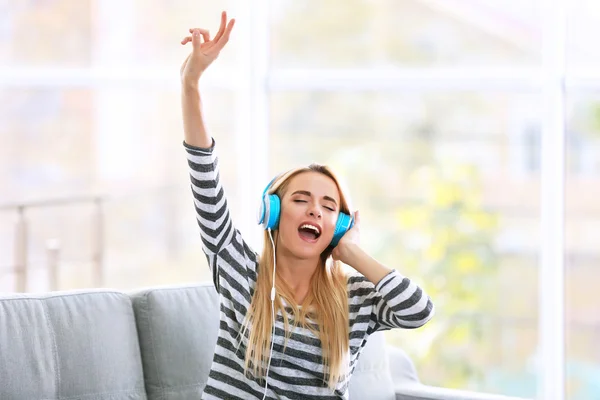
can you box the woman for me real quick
[180,12,434,400]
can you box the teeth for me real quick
[300,224,320,234]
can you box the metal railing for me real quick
[1,195,105,292]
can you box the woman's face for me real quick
[278,171,341,260]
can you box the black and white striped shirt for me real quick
[184,140,434,400]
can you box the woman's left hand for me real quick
[332,210,361,265]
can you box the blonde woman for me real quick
[180,12,434,400]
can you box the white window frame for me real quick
[1,0,577,398]
[538,2,566,399]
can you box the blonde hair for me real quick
[240,163,352,389]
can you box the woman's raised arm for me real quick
[180,11,234,148]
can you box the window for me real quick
[269,91,541,393]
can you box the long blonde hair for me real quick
[240,164,352,389]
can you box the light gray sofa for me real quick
[0,282,529,400]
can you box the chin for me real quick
[284,244,317,260]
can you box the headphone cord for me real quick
[262,228,277,400]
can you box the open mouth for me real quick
[298,223,321,242]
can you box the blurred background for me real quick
[0,0,598,399]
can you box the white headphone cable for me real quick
[262,228,277,400]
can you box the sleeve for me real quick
[363,270,435,333]
[184,139,235,255]
[184,139,259,293]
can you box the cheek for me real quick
[279,207,298,235]
[324,214,339,235]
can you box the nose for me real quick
[308,207,322,219]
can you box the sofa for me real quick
[0,282,530,400]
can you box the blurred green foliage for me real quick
[383,162,500,389]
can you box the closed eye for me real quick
[294,199,334,212]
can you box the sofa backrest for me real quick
[0,289,147,400]
[0,282,400,400]
[130,283,220,400]
[130,282,396,400]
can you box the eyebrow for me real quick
[291,190,338,206]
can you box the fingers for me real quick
[191,31,203,50]
[181,29,210,46]
[188,28,210,43]
[353,210,360,227]
[182,12,234,55]
[184,28,211,51]
[211,18,235,53]
[212,11,228,43]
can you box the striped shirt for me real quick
[184,140,434,400]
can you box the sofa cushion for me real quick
[348,331,397,400]
[0,289,147,400]
[387,345,420,384]
[129,283,220,400]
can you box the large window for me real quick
[1,1,597,399]
[270,90,543,395]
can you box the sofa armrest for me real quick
[395,383,532,400]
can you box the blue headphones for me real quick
[257,177,353,247]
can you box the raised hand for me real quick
[180,11,235,86]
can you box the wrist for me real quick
[340,243,362,265]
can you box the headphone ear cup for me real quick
[258,176,281,230]
[257,194,268,226]
[331,212,354,247]
[265,194,281,230]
